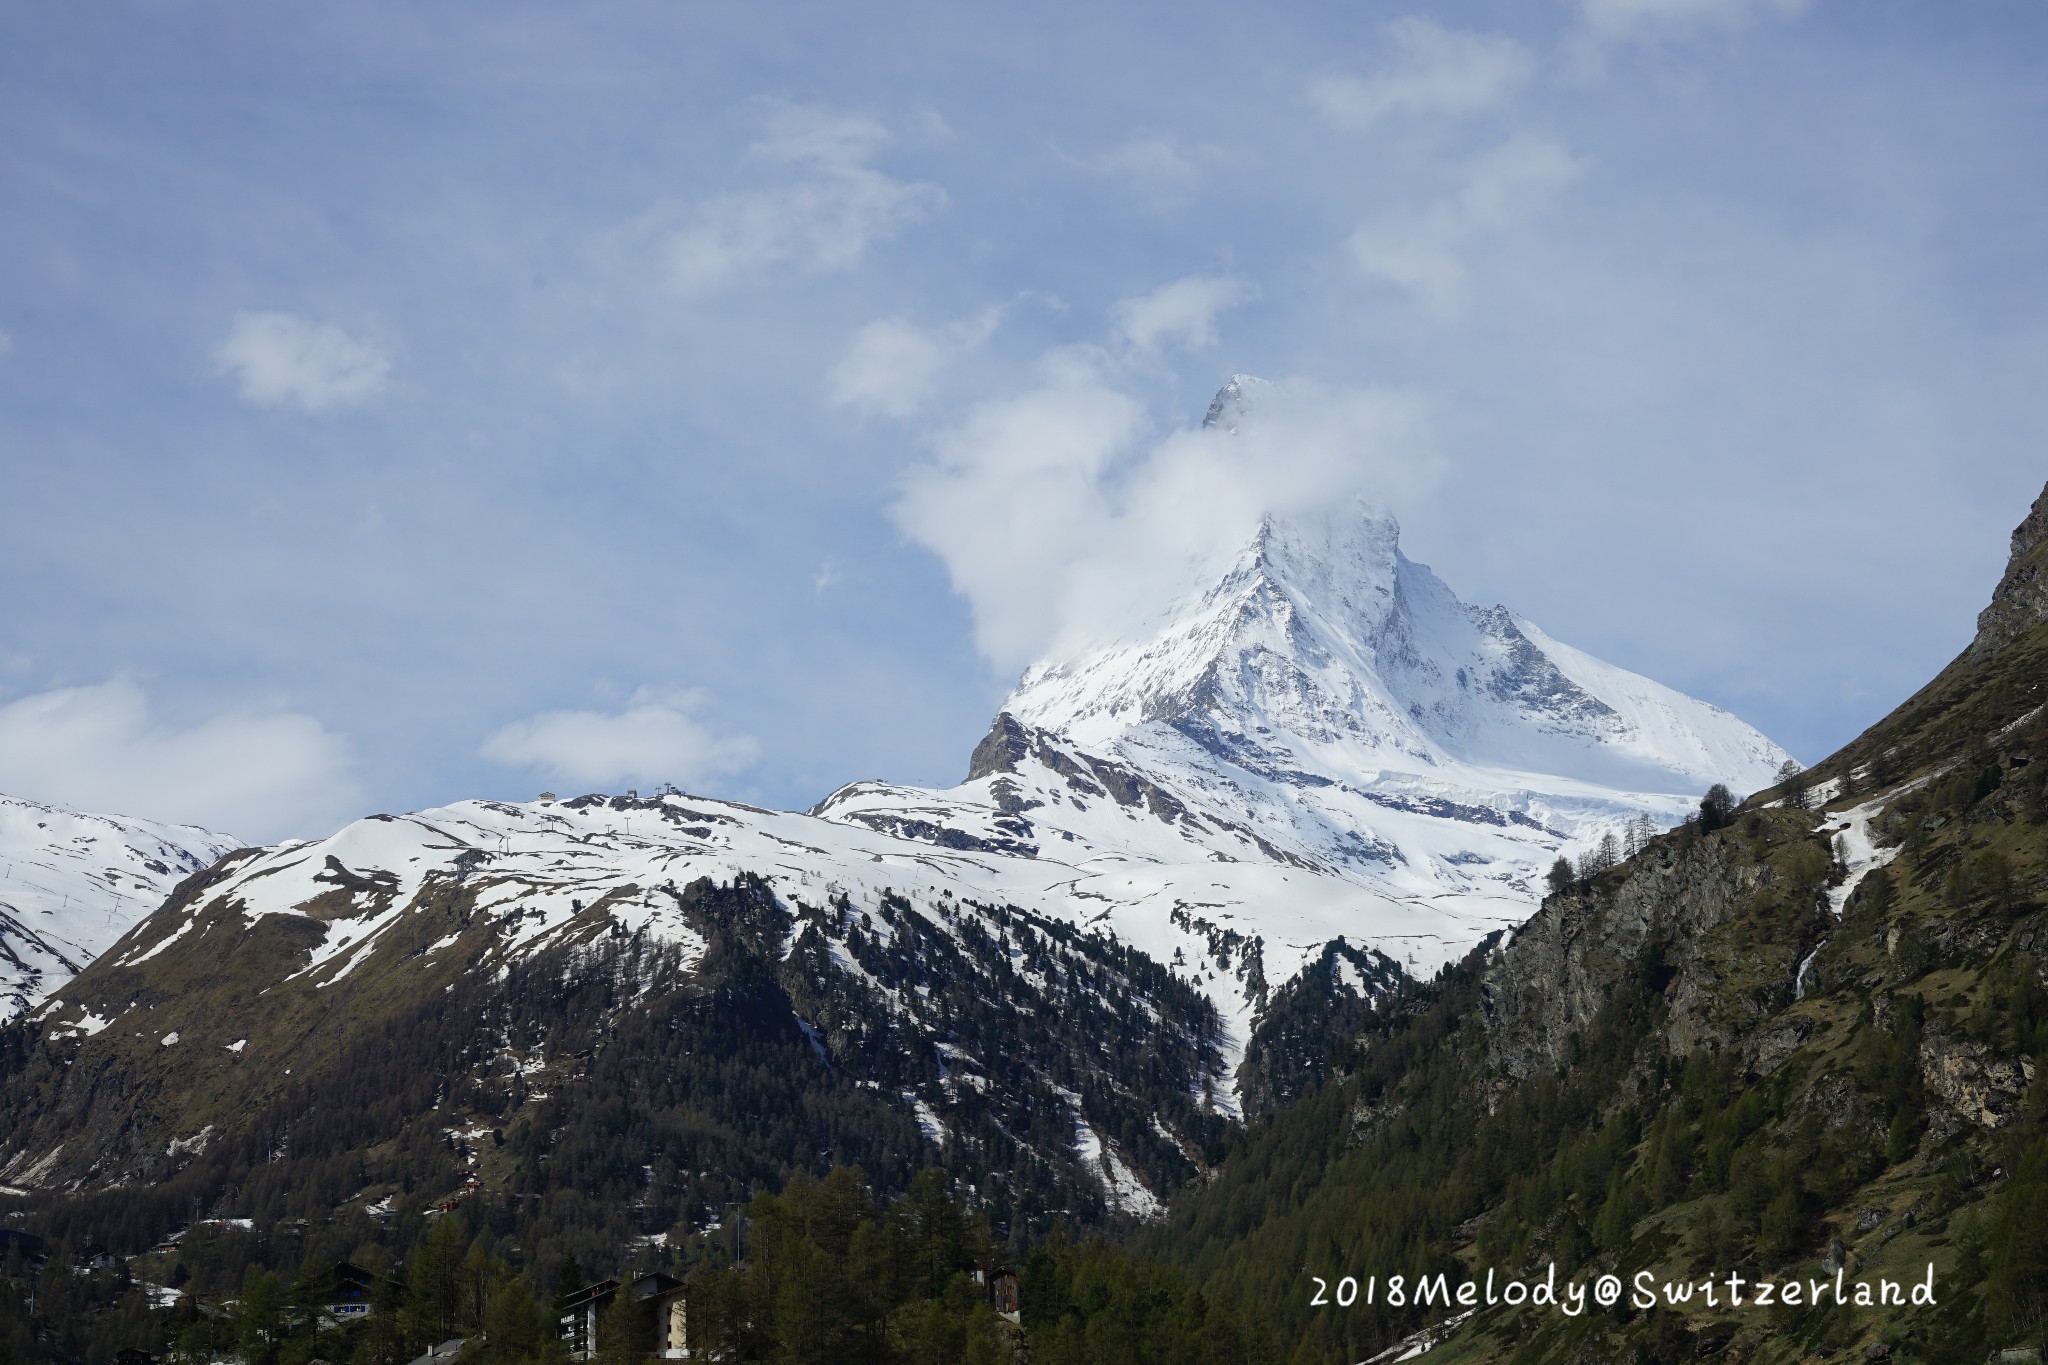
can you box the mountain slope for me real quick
[0,794,237,1023]
[0,792,1230,1234]
[1120,478,2048,1364]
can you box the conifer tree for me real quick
[1699,783,1737,830]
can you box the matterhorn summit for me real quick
[1007,489,1788,806]
[820,376,1792,1006]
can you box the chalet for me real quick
[321,1261,391,1321]
[970,1263,1020,1322]
[558,1272,687,1361]
[990,1269,1020,1321]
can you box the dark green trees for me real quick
[1699,782,1738,830]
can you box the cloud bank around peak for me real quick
[479,687,759,792]
[890,286,1439,675]
[0,678,360,842]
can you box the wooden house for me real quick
[970,1262,1020,1322]
[321,1261,389,1321]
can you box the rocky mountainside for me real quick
[0,793,236,1023]
[1130,478,2048,1363]
[1969,478,2048,659]
[0,794,1228,1237]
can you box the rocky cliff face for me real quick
[1483,830,1802,1080]
[1971,479,2048,658]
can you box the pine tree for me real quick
[1776,758,1809,811]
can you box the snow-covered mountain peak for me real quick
[1201,373,1274,433]
[1004,477,1786,800]
[1002,495,1435,758]
[1,792,239,1021]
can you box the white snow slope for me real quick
[1,793,238,1021]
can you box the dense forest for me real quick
[0,867,1234,1275]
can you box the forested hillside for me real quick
[0,869,1227,1293]
[1101,481,2048,1362]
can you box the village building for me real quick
[558,1272,689,1361]
[321,1261,388,1322]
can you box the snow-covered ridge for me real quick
[85,790,1492,1099]
[1,793,238,1021]
[63,790,1379,1217]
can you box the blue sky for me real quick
[1,0,2044,841]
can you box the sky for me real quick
[1,0,2044,842]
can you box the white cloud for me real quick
[0,678,359,842]
[1458,134,1586,227]
[1082,137,1205,200]
[1579,0,1810,43]
[1349,133,1585,319]
[665,105,944,293]
[1111,275,1254,354]
[893,344,1437,672]
[479,687,758,791]
[1309,19,1531,132]
[828,308,1001,419]
[214,312,391,412]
